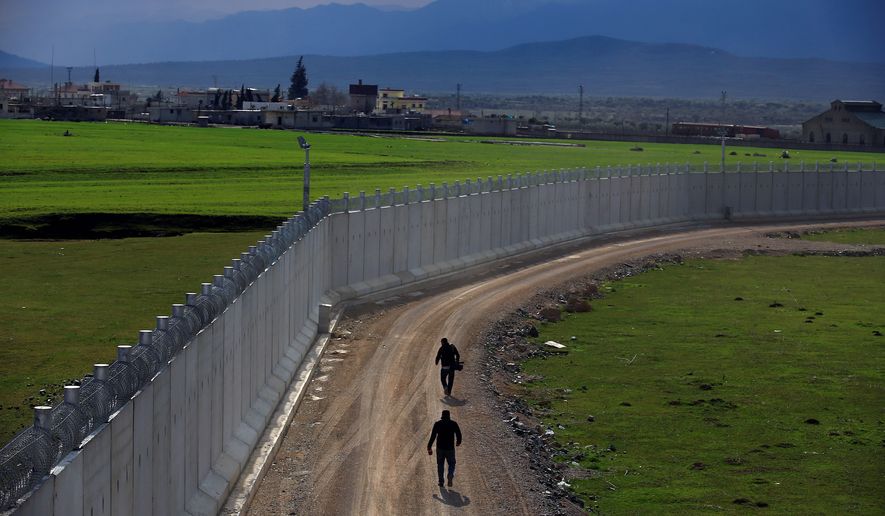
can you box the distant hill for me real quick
[3,36,882,101]
[0,50,44,69]
[1,0,883,66]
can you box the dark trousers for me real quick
[440,367,455,393]
[436,448,456,482]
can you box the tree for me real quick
[310,82,347,110]
[93,68,100,83]
[271,84,281,102]
[288,56,308,100]
[237,84,245,109]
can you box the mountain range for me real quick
[1,0,882,66]
[3,36,883,101]
[0,51,45,69]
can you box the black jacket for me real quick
[428,418,462,450]
[435,343,460,368]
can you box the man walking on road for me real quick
[427,410,462,487]
[434,337,460,396]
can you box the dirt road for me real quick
[247,220,882,515]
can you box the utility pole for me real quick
[578,84,584,128]
[456,83,461,112]
[50,45,54,105]
[719,90,727,171]
[298,136,311,212]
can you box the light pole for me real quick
[298,136,311,212]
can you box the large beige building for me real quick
[376,88,426,114]
[802,100,885,147]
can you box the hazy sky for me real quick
[1,0,432,24]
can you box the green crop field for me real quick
[2,119,883,232]
[522,255,885,513]
[0,231,265,439]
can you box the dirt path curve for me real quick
[247,221,881,516]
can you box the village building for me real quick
[0,79,29,100]
[349,80,379,114]
[376,88,427,114]
[0,79,34,118]
[802,100,885,147]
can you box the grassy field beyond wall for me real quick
[2,119,884,231]
[523,253,885,514]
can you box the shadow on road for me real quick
[441,396,468,406]
[433,486,471,507]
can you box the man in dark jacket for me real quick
[427,409,462,487]
[434,337,460,396]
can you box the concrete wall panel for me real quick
[687,173,707,217]
[738,172,757,214]
[407,203,422,270]
[131,382,154,516]
[151,367,171,514]
[432,199,448,263]
[877,171,885,210]
[419,202,435,267]
[347,211,366,284]
[445,196,461,261]
[787,171,804,213]
[168,354,186,514]
[648,174,661,221]
[490,191,503,249]
[378,206,395,276]
[363,208,381,280]
[196,328,212,486]
[817,172,834,212]
[52,452,83,516]
[638,174,650,222]
[803,171,819,213]
[496,189,509,247]
[723,172,741,212]
[771,171,789,214]
[831,170,847,211]
[598,179,611,227]
[329,214,348,288]
[705,173,723,216]
[392,204,409,273]
[81,426,110,516]
[526,187,539,241]
[861,170,876,209]
[845,172,861,211]
[108,403,133,516]
[183,342,198,509]
[474,194,492,252]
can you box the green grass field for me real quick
[0,231,264,439]
[803,227,885,245]
[2,119,883,229]
[523,255,885,513]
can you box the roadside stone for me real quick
[564,296,591,313]
[538,307,561,322]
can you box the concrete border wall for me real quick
[8,163,883,516]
